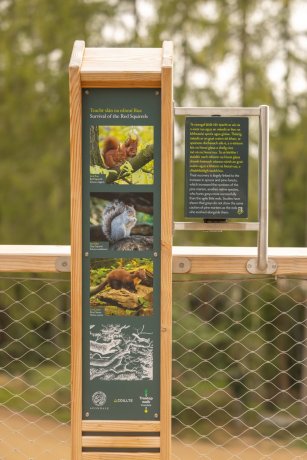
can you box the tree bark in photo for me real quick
[90,125,103,168]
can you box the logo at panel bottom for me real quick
[92,391,107,407]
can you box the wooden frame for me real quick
[69,40,85,460]
[160,42,173,460]
[69,41,173,460]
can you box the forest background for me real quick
[1,0,307,448]
[1,0,306,248]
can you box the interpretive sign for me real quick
[70,41,173,459]
[185,117,249,219]
[82,88,161,420]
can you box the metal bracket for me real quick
[246,258,277,275]
[55,256,71,272]
[173,257,191,274]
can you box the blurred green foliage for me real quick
[1,0,307,446]
[0,0,306,246]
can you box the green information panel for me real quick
[185,117,249,219]
[81,88,161,420]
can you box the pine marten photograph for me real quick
[90,258,154,317]
[90,125,154,185]
[90,192,154,252]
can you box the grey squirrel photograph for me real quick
[90,258,154,316]
[90,192,153,251]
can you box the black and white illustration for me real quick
[89,324,153,381]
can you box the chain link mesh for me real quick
[0,275,71,460]
[172,276,307,459]
[1,274,307,459]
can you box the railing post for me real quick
[258,105,269,271]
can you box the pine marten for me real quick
[90,268,147,296]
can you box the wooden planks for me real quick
[69,39,85,460]
[82,436,160,449]
[82,454,160,460]
[172,246,307,275]
[0,245,306,276]
[80,48,162,88]
[160,41,173,460]
[0,245,70,272]
[82,420,160,432]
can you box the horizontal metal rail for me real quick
[174,107,261,117]
[174,222,259,232]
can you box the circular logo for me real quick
[92,391,107,407]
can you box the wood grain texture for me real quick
[172,247,307,275]
[162,41,173,68]
[82,420,160,432]
[81,75,160,88]
[0,245,70,272]
[160,40,173,460]
[80,48,161,87]
[82,453,160,460]
[69,40,85,460]
[70,40,85,68]
[82,436,160,448]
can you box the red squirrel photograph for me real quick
[90,125,154,185]
[103,135,139,169]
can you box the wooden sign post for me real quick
[69,41,173,460]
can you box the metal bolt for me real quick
[154,252,158,257]
[85,90,90,95]
[85,412,89,417]
[155,91,160,96]
[154,413,159,418]
[85,252,89,257]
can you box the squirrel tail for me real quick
[90,279,107,297]
[102,200,126,242]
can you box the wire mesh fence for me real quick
[172,275,307,460]
[0,275,71,460]
[1,273,307,459]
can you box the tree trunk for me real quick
[90,125,103,168]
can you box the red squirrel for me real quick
[90,268,147,296]
[102,135,138,169]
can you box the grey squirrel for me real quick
[90,268,147,296]
[102,200,137,243]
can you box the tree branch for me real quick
[106,144,153,183]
